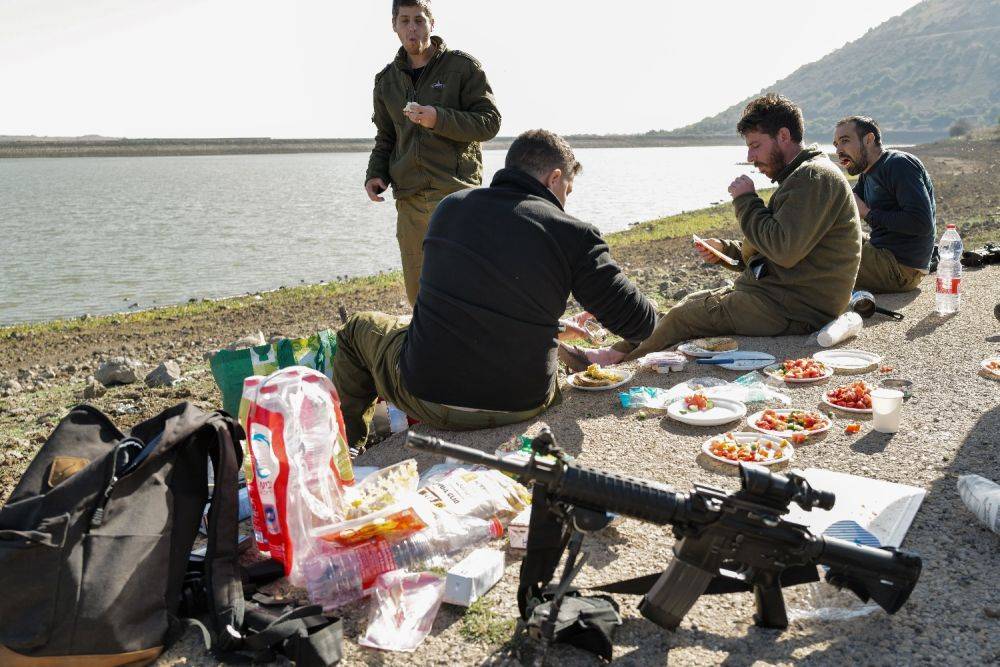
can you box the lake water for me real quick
[0,146,777,325]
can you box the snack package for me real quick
[342,460,419,520]
[359,571,446,652]
[418,465,531,522]
[245,367,353,584]
[313,497,433,547]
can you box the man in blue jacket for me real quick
[833,116,937,293]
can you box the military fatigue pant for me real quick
[396,191,448,306]
[333,311,560,449]
[613,287,814,361]
[854,239,924,294]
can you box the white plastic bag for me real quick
[418,464,530,522]
[358,571,446,652]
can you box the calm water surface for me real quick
[0,146,777,325]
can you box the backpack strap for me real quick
[202,415,246,652]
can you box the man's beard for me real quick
[755,145,788,180]
[842,150,869,176]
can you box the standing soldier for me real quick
[365,0,501,305]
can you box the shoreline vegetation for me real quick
[0,130,947,159]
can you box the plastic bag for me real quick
[358,571,446,652]
[418,464,531,522]
[342,460,419,520]
[958,474,1000,534]
[245,367,353,585]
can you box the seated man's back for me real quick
[402,166,656,411]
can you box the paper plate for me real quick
[667,397,747,426]
[765,364,834,384]
[813,349,883,371]
[677,342,737,358]
[981,357,1000,379]
[747,409,832,437]
[566,368,634,392]
[701,432,794,466]
[709,351,777,371]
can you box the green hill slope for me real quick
[671,0,1000,140]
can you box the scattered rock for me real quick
[225,331,266,351]
[145,361,182,388]
[95,357,143,386]
[986,606,1000,619]
[83,379,106,399]
[673,289,691,300]
[1,379,23,394]
[112,402,139,416]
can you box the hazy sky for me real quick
[2,0,924,138]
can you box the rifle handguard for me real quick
[557,465,683,525]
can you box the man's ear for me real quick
[777,127,792,144]
[546,168,563,189]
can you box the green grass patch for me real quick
[608,190,775,249]
[459,597,517,645]
[0,271,402,340]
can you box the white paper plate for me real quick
[667,397,747,426]
[821,394,873,414]
[701,432,794,466]
[813,349,883,371]
[566,368,634,391]
[981,357,1000,379]
[707,351,777,371]
[677,342,738,358]
[766,363,834,384]
[747,409,832,437]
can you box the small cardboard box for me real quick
[443,548,505,607]
[508,506,532,550]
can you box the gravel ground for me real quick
[159,265,1000,666]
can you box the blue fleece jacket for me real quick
[853,149,937,271]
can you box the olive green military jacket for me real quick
[365,36,501,200]
[720,145,862,329]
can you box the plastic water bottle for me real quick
[935,224,963,315]
[958,475,1000,534]
[303,516,503,610]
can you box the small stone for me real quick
[1,379,23,394]
[985,606,1000,619]
[225,331,266,351]
[83,379,106,399]
[673,289,691,301]
[145,361,182,388]
[95,357,143,386]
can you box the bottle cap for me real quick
[947,224,956,229]
[488,517,504,538]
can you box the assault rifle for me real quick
[407,429,921,647]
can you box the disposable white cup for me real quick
[871,388,904,433]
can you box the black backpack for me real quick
[0,403,341,666]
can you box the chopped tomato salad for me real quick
[826,381,873,410]
[755,409,829,433]
[708,433,790,463]
[773,358,828,380]
[682,393,714,413]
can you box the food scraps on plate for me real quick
[754,409,830,434]
[572,364,624,388]
[705,432,791,464]
[825,381,873,411]
[769,358,831,381]
[680,392,714,414]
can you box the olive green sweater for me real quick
[722,145,862,329]
[365,36,501,200]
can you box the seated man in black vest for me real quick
[833,115,937,293]
[333,129,657,450]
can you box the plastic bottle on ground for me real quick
[957,474,1000,534]
[935,224,963,315]
[303,516,503,610]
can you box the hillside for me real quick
[671,0,1000,139]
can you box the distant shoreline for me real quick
[0,130,944,159]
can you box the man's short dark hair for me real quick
[736,93,804,143]
[837,115,882,146]
[506,129,583,180]
[392,0,432,20]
